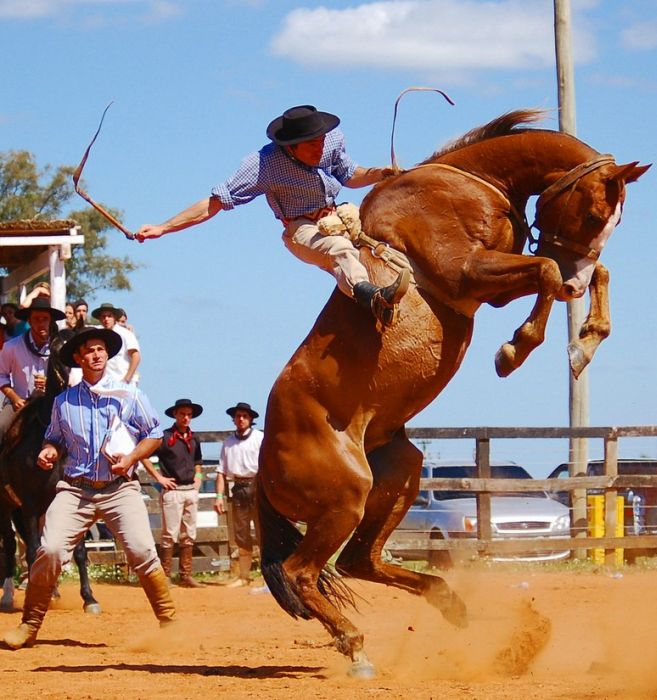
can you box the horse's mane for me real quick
[422,108,548,163]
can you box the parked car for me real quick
[387,460,571,568]
[546,459,657,537]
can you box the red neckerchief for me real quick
[168,426,194,452]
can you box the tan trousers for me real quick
[282,219,369,297]
[160,487,199,548]
[30,479,160,586]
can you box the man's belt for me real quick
[282,205,336,227]
[232,477,256,485]
[63,475,126,490]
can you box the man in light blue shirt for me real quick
[3,327,175,650]
[136,105,409,327]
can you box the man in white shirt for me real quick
[0,298,65,444]
[92,303,141,384]
[214,402,263,588]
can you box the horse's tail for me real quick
[257,483,357,620]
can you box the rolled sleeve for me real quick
[130,390,163,442]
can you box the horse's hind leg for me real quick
[72,539,101,614]
[335,431,467,628]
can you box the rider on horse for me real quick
[135,105,410,327]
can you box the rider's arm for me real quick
[344,166,394,189]
[136,197,223,241]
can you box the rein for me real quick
[529,154,616,259]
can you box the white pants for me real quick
[283,219,369,297]
[160,487,199,548]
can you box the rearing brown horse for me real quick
[257,110,650,676]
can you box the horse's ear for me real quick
[610,161,652,184]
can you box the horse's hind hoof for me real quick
[84,602,102,615]
[442,590,468,629]
[348,660,376,679]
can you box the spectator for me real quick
[1,302,28,349]
[2,327,174,650]
[20,282,51,309]
[142,398,205,588]
[60,302,76,331]
[116,308,135,333]
[73,299,93,330]
[91,302,141,384]
[0,298,65,445]
[214,402,263,588]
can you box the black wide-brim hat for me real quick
[266,105,340,146]
[165,398,204,419]
[92,302,121,320]
[15,298,66,322]
[226,402,259,420]
[60,328,123,368]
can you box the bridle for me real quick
[527,154,617,260]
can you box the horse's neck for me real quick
[440,130,598,200]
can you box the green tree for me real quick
[0,149,142,299]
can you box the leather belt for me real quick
[282,205,336,227]
[232,477,255,484]
[63,475,126,490]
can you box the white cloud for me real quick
[0,0,181,22]
[621,21,657,51]
[270,0,597,74]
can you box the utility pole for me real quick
[554,0,588,555]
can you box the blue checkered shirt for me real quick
[210,128,358,222]
[44,376,162,481]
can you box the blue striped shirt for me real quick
[210,128,358,222]
[44,377,162,481]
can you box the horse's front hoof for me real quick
[567,341,588,379]
[84,602,102,615]
[495,343,516,378]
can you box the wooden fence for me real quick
[83,425,657,576]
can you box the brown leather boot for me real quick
[3,581,54,650]
[353,268,411,327]
[159,545,175,587]
[139,567,176,626]
[177,545,206,588]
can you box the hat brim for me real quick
[266,111,340,146]
[226,406,259,420]
[165,403,203,419]
[91,305,121,320]
[60,328,123,368]
[15,306,66,322]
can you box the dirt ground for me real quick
[2,566,657,699]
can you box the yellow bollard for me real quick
[587,495,624,565]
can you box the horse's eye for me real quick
[585,212,601,227]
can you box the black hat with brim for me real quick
[165,398,204,419]
[91,302,122,320]
[226,402,259,420]
[266,105,340,146]
[15,298,66,322]
[60,328,123,368]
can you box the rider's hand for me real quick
[109,453,134,477]
[135,224,165,243]
[11,396,26,411]
[37,446,58,471]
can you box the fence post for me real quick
[475,437,492,552]
[603,434,620,566]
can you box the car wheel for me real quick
[428,531,452,570]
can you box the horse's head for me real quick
[534,158,651,300]
[46,330,73,396]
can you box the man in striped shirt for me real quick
[3,327,175,650]
[136,105,409,327]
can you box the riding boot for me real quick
[353,268,411,327]
[159,545,175,587]
[3,581,54,650]
[225,554,252,588]
[177,545,205,588]
[139,567,176,627]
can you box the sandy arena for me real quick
[2,566,657,699]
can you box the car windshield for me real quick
[588,461,657,476]
[431,464,547,500]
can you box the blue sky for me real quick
[1,0,656,475]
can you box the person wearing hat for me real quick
[214,402,264,588]
[136,104,409,328]
[0,298,65,445]
[141,398,205,588]
[92,302,141,384]
[2,327,175,650]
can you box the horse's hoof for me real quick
[348,660,376,679]
[84,603,102,615]
[567,341,588,379]
[441,590,468,629]
[495,343,516,378]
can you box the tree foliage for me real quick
[0,149,142,299]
